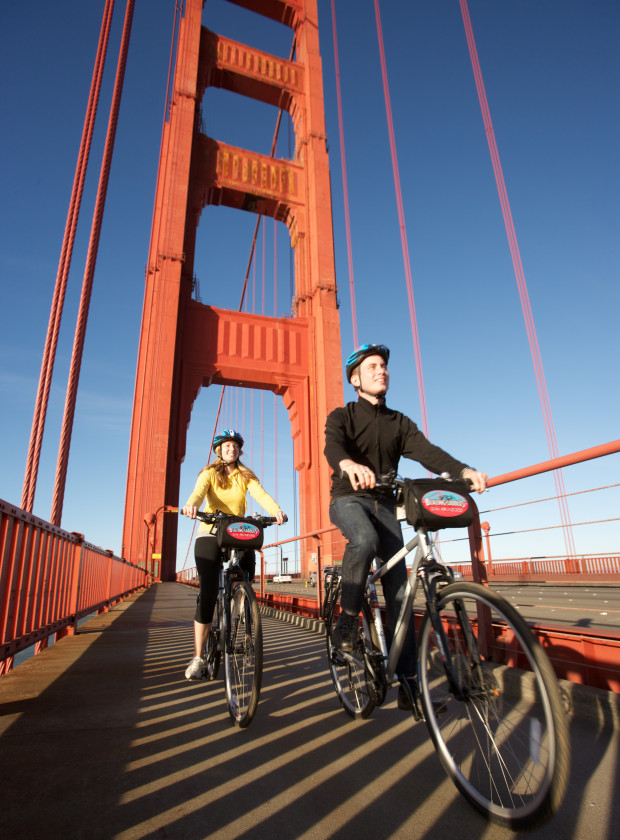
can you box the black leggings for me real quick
[193,535,256,624]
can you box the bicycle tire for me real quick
[204,626,221,681]
[417,581,570,830]
[325,581,376,719]
[223,581,263,728]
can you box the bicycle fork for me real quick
[424,580,486,702]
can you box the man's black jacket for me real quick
[324,398,470,500]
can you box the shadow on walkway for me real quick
[0,583,618,840]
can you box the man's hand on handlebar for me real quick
[274,511,287,526]
[461,468,488,494]
[339,459,376,491]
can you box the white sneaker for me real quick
[185,655,205,680]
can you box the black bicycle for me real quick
[322,474,570,830]
[193,510,277,728]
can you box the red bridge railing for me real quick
[450,554,620,582]
[0,499,149,675]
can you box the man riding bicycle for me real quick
[324,344,487,709]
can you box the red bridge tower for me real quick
[123,0,343,579]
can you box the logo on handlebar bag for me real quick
[226,522,261,540]
[421,490,469,518]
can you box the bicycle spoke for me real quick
[324,578,377,719]
[418,582,569,830]
[224,582,262,727]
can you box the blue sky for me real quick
[1,0,618,572]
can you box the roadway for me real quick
[266,581,620,635]
[490,584,620,635]
[1,583,618,840]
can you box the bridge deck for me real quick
[1,583,618,840]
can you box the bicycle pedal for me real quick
[331,649,352,666]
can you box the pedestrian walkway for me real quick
[1,583,618,840]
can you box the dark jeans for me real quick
[329,494,417,677]
[194,535,255,624]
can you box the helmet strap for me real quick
[356,368,387,403]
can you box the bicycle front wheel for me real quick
[204,626,221,681]
[325,583,376,720]
[223,582,262,728]
[418,581,570,830]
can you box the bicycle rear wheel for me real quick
[325,581,376,719]
[224,582,262,728]
[418,581,570,830]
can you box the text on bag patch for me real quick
[421,490,470,518]
[226,522,261,540]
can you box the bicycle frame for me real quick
[368,528,457,683]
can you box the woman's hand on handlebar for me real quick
[274,511,287,525]
[339,459,376,491]
[181,504,198,519]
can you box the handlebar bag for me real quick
[216,516,264,550]
[401,478,476,531]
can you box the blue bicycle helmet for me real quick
[345,344,390,382]
[213,428,244,450]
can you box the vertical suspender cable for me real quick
[51,0,136,525]
[250,256,256,513]
[21,0,116,512]
[330,0,358,347]
[273,219,279,541]
[374,0,429,438]
[261,222,266,486]
[459,0,575,555]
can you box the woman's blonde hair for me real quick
[199,455,258,489]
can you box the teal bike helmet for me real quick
[345,344,390,382]
[213,428,244,450]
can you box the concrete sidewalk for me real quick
[1,583,618,840]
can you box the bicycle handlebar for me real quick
[166,507,284,526]
[195,510,280,527]
[372,471,474,493]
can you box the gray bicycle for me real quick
[322,474,570,830]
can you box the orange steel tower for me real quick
[123,0,343,579]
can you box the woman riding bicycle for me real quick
[182,428,287,680]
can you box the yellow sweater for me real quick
[185,467,281,536]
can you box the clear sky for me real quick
[1,0,618,572]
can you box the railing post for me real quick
[56,532,84,640]
[468,504,493,658]
[313,534,323,618]
[258,549,265,600]
[480,521,493,575]
[468,508,488,586]
[99,550,114,614]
